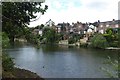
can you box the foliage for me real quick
[42,27,57,43]
[103,28,119,47]
[23,27,41,44]
[2,53,15,71]
[1,32,14,71]
[68,34,81,44]
[80,43,88,47]
[101,57,119,78]
[35,24,44,29]
[2,2,48,42]
[90,33,109,49]
[68,37,76,44]
[118,29,120,47]
[0,32,2,48]
[1,32,10,48]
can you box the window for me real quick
[99,30,104,34]
[100,25,103,27]
[106,25,109,27]
[115,24,118,28]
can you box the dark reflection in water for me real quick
[5,42,118,78]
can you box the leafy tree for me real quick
[42,27,57,43]
[103,28,119,47]
[90,33,109,49]
[22,27,41,44]
[2,2,48,43]
[35,24,44,29]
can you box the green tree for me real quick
[104,28,115,42]
[43,28,57,43]
[35,24,44,29]
[2,2,48,43]
[104,28,119,47]
[22,27,41,44]
[90,33,109,49]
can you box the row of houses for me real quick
[33,19,120,39]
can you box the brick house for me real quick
[97,19,120,34]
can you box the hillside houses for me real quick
[33,19,120,40]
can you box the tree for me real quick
[103,28,119,47]
[42,27,57,43]
[35,24,44,29]
[2,2,48,43]
[90,33,109,49]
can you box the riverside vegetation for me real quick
[1,1,120,78]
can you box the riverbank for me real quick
[2,67,44,79]
[105,47,120,50]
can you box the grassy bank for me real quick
[2,67,44,79]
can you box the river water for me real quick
[5,42,118,78]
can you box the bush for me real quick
[109,41,118,47]
[80,43,88,47]
[2,32,10,48]
[43,28,57,44]
[101,57,118,78]
[2,53,15,71]
[90,33,109,49]
[118,29,120,47]
[68,38,76,44]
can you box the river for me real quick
[5,42,118,78]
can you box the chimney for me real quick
[98,20,100,23]
[112,19,115,22]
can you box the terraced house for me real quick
[97,19,120,34]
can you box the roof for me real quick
[99,20,120,25]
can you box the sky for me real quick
[28,0,120,27]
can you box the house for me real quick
[33,29,43,36]
[97,19,120,34]
[45,19,55,29]
[56,22,70,33]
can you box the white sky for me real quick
[28,0,120,27]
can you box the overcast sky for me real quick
[28,0,120,27]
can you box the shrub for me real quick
[101,56,119,78]
[118,29,120,47]
[90,33,109,49]
[2,32,10,48]
[68,38,76,44]
[2,53,15,71]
